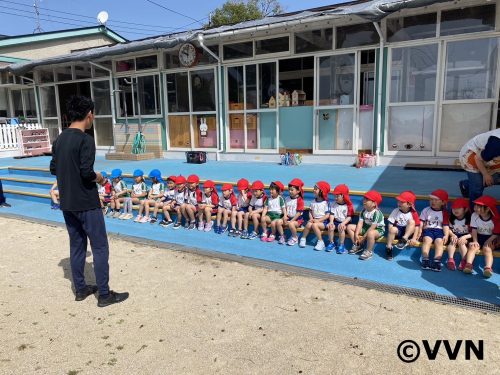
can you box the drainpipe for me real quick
[89,61,118,138]
[197,33,224,161]
[372,22,384,166]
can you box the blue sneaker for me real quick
[247,231,259,240]
[219,226,227,234]
[214,225,220,234]
[240,230,249,239]
[325,242,336,252]
[421,258,431,270]
[336,244,346,254]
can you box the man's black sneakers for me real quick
[97,290,129,308]
[75,285,98,301]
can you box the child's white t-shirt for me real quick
[97,184,106,195]
[388,208,416,227]
[470,213,499,236]
[185,188,200,206]
[150,182,165,196]
[266,195,285,214]
[164,188,175,201]
[220,194,237,210]
[330,202,353,222]
[237,192,252,209]
[132,182,147,196]
[113,180,127,193]
[449,217,470,236]
[250,194,266,210]
[310,199,329,219]
[174,189,185,205]
[285,196,304,217]
[420,207,449,229]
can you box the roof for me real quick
[0,26,127,49]
[0,55,31,64]
[2,0,448,75]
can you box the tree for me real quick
[206,0,284,28]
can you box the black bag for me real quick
[185,151,207,164]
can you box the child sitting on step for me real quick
[109,169,129,219]
[130,169,148,222]
[172,176,187,229]
[138,169,164,223]
[197,180,219,232]
[232,178,252,238]
[97,172,112,215]
[261,181,287,243]
[158,176,177,228]
[217,183,237,235]
[182,175,202,230]
[446,197,471,271]
[463,195,499,278]
[326,184,354,254]
[242,180,267,240]
[277,178,305,246]
[299,181,331,251]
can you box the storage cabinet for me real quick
[18,128,51,156]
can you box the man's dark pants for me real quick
[0,179,6,205]
[460,172,500,210]
[62,208,110,296]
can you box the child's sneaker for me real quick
[483,267,493,278]
[314,240,325,251]
[336,244,347,254]
[50,202,57,209]
[463,262,473,274]
[266,234,276,242]
[234,230,241,237]
[395,238,408,250]
[53,204,60,210]
[219,226,227,234]
[446,259,456,271]
[118,212,127,220]
[385,247,393,261]
[359,249,373,260]
[421,258,431,270]
[188,221,196,230]
[173,221,182,229]
[184,221,190,229]
[198,221,205,231]
[298,237,306,248]
[214,225,220,234]
[247,231,258,240]
[348,244,363,254]
[431,259,442,272]
[278,235,286,245]
[159,219,169,227]
[260,232,268,242]
[139,216,149,223]
[204,221,213,232]
[125,213,134,220]
[287,237,298,246]
[102,206,109,216]
[240,230,249,239]
[112,211,121,218]
[458,258,467,271]
[150,216,158,224]
[325,242,336,252]
[228,228,236,237]
[107,210,115,218]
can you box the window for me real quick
[228,66,244,110]
[117,77,134,117]
[117,74,161,117]
[390,44,438,102]
[336,23,378,49]
[136,55,158,70]
[259,62,276,108]
[74,64,92,80]
[223,42,253,60]
[255,37,289,55]
[41,86,57,118]
[94,118,114,147]
[191,69,216,112]
[38,68,54,84]
[92,61,112,78]
[92,81,111,116]
[295,28,333,54]
[0,87,8,117]
[55,66,73,81]
[115,59,135,72]
[167,72,189,112]
[318,54,355,106]
[279,57,314,105]
[441,5,495,36]
[444,38,498,100]
[23,89,36,117]
[387,13,437,42]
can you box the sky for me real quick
[0,0,340,41]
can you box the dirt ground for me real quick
[0,217,498,375]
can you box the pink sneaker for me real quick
[139,216,149,223]
[278,235,286,245]
[266,234,276,242]
[260,233,268,242]
[287,237,298,246]
[204,221,213,232]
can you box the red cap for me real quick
[316,181,331,200]
[396,191,416,206]
[222,183,233,192]
[187,174,199,184]
[473,195,499,217]
[288,178,304,197]
[203,180,215,189]
[251,180,265,191]
[167,175,177,183]
[271,181,285,192]
[176,175,186,185]
[430,189,448,203]
[451,197,469,210]
[333,184,349,196]
[364,190,383,206]
[237,178,250,191]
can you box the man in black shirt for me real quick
[50,96,128,308]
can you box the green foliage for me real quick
[207,0,284,28]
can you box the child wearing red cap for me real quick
[446,198,471,271]
[347,190,385,260]
[217,183,238,235]
[299,181,331,250]
[181,174,202,230]
[385,191,420,260]
[261,181,287,243]
[158,176,177,228]
[172,176,187,229]
[242,180,267,240]
[326,184,354,254]
[463,195,500,278]
[232,178,252,238]
[418,189,450,271]
[197,180,219,232]
[277,178,305,246]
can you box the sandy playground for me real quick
[0,216,499,374]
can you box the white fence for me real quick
[0,123,42,150]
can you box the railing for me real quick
[0,123,42,150]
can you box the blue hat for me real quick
[148,169,163,182]
[110,168,122,179]
[133,169,144,178]
[101,171,108,178]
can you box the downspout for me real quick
[197,33,224,161]
[373,22,384,166]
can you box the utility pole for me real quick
[33,0,43,34]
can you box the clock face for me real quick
[179,43,198,67]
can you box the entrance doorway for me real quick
[57,82,93,137]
